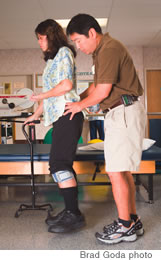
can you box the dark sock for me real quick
[130,214,138,222]
[60,186,81,215]
[118,218,132,228]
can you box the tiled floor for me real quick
[0,174,161,250]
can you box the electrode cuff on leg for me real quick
[52,170,74,183]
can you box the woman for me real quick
[25,19,85,233]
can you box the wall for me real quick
[0,75,32,92]
[143,47,161,69]
[1,46,161,87]
[0,49,45,75]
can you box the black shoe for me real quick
[45,209,66,226]
[48,210,86,233]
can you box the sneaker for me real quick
[135,218,144,236]
[45,209,66,226]
[48,210,86,233]
[95,220,137,244]
[103,218,144,236]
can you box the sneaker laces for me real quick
[56,210,78,224]
[48,209,66,220]
[104,220,120,235]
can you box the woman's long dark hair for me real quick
[35,19,76,61]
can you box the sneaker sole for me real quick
[48,221,86,233]
[136,228,144,236]
[96,233,137,244]
[46,219,61,226]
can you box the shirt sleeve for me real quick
[96,47,120,84]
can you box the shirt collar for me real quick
[93,33,111,58]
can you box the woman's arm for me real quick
[30,79,73,102]
[24,101,43,124]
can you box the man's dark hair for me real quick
[66,13,102,37]
[35,19,76,61]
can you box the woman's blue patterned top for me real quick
[42,46,80,126]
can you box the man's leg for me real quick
[107,171,131,221]
[95,171,137,244]
[125,172,137,215]
[96,103,146,243]
[124,172,144,236]
[108,171,138,219]
[95,171,144,243]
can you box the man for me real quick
[65,13,146,244]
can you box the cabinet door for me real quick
[146,70,161,137]
[147,70,161,119]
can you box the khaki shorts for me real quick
[104,101,146,172]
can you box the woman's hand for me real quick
[30,93,44,102]
[24,114,39,125]
[24,101,43,125]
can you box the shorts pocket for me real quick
[105,105,127,130]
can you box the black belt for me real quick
[103,96,138,113]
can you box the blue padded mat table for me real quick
[0,143,161,203]
[0,144,106,162]
[0,143,161,161]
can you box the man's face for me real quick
[70,31,96,55]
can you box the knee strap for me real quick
[52,170,74,183]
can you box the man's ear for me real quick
[88,28,97,39]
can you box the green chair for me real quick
[43,128,83,144]
[43,128,53,144]
[78,135,83,144]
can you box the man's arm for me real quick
[80,83,95,100]
[65,83,112,120]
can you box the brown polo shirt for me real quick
[92,33,143,111]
